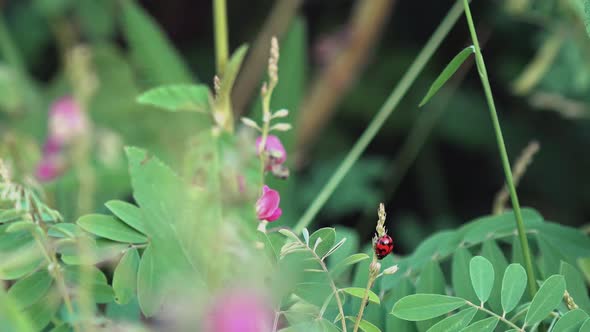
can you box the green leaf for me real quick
[392,295,466,321]
[137,84,210,112]
[113,248,140,304]
[0,209,26,223]
[216,45,247,102]
[137,245,162,317]
[560,262,590,312]
[8,269,53,309]
[419,46,475,106]
[308,227,336,257]
[59,239,129,265]
[120,0,193,85]
[425,307,477,332]
[537,233,564,278]
[22,290,61,331]
[63,265,114,303]
[580,318,590,332]
[536,222,590,260]
[501,264,527,314]
[452,247,478,303]
[524,274,566,327]
[584,0,590,39]
[77,214,148,244]
[106,298,141,322]
[459,317,498,332]
[551,308,588,332]
[0,287,36,332]
[416,261,447,331]
[0,240,44,280]
[126,146,206,275]
[341,287,380,304]
[330,253,370,277]
[6,220,37,233]
[105,200,146,234]
[469,256,494,304]
[480,240,508,313]
[302,228,309,246]
[47,223,83,238]
[345,317,381,332]
[386,278,417,332]
[49,323,72,332]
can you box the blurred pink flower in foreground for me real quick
[202,289,273,332]
[49,96,88,145]
[256,185,282,222]
[256,135,286,169]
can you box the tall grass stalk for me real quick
[462,0,538,297]
[213,0,229,74]
[293,0,465,233]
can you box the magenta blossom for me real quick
[35,155,64,182]
[256,135,286,169]
[48,96,88,145]
[202,289,273,332]
[256,185,282,222]
[42,136,63,155]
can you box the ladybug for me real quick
[374,234,394,260]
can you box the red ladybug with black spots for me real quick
[374,234,394,260]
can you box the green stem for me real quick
[293,0,465,233]
[298,238,347,332]
[462,0,537,298]
[213,0,229,74]
[353,256,377,332]
[465,301,523,331]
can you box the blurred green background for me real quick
[1,0,589,256]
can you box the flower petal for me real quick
[266,208,282,222]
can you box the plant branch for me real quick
[295,238,347,332]
[465,301,523,331]
[213,0,229,74]
[28,198,79,332]
[353,255,378,332]
[293,0,465,233]
[462,0,538,298]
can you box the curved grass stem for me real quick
[293,0,465,234]
[461,0,538,298]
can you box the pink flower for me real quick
[42,136,63,155]
[256,185,282,222]
[48,96,88,145]
[256,135,286,168]
[35,155,64,182]
[202,289,273,332]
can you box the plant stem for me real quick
[31,233,77,329]
[465,301,523,331]
[293,0,465,233]
[300,240,347,332]
[462,0,537,298]
[353,257,377,332]
[213,0,229,74]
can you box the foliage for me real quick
[0,0,590,331]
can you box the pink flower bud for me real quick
[255,185,282,222]
[256,135,286,167]
[49,96,88,145]
[202,289,273,332]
